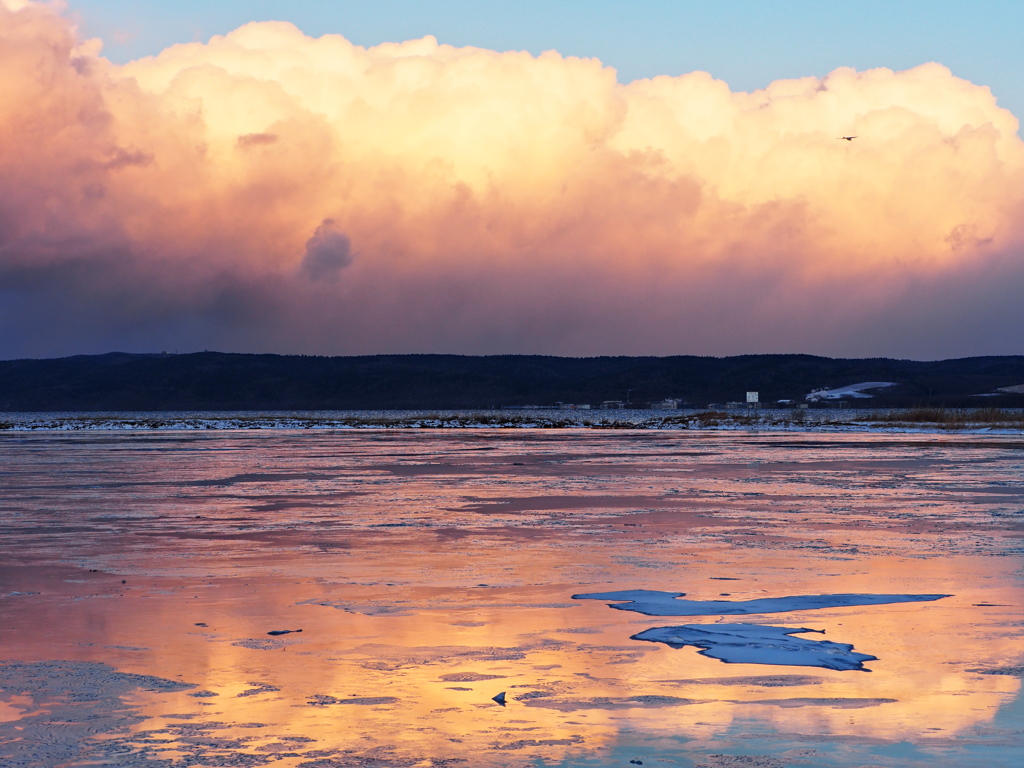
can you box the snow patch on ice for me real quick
[632,624,878,671]
[572,590,950,616]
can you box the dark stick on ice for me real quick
[267,629,303,636]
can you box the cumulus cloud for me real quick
[1,0,1023,359]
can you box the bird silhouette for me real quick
[839,136,857,141]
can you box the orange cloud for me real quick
[1,1,1023,357]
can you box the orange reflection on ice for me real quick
[1,430,1023,767]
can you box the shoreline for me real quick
[2,408,1023,433]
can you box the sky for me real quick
[2,0,1023,360]
[70,1,1024,122]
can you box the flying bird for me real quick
[839,136,857,141]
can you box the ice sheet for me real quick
[3,429,1021,768]
[572,589,951,616]
[632,624,879,671]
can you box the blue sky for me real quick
[69,0,1024,122]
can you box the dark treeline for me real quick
[1,352,1024,411]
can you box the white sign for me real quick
[746,391,759,403]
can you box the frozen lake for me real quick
[1,429,1022,767]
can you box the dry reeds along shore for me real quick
[854,407,1024,428]
[680,406,1024,429]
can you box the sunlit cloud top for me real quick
[2,0,1023,359]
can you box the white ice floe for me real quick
[631,624,878,671]
[572,590,950,616]
[805,382,896,401]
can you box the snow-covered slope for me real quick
[806,382,896,401]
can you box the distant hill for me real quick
[1,352,1024,411]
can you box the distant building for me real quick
[557,402,591,410]
[601,400,625,410]
[651,398,681,409]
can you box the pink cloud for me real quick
[1,1,1023,358]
